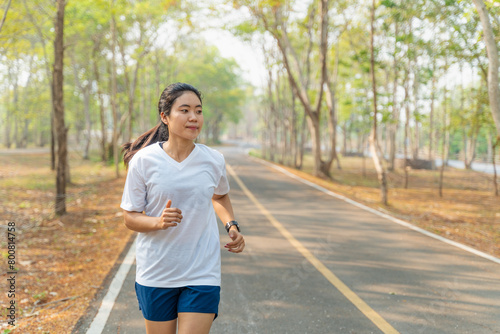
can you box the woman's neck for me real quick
[163,138,195,162]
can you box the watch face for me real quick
[226,221,239,232]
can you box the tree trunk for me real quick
[325,51,341,171]
[0,0,12,33]
[388,22,399,171]
[403,68,410,189]
[439,60,449,198]
[412,67,420,161]
[472,0,500,136]
[51,113,55,170]
[275,71,284,164]
[493,137,499,196]
[110,0,119,177]
[119,44,142,143]
[14,113,19,148]
[487,130,493,162]
[370,0,388,205]
[291,86,298,167]
[72,58,92,160]
[23,0,55,163]
[22,119,29,148]
[83,88,91,159]
[4,67,13,148]
[296,112,306,170]
[266,65,276,161]
[438,122,448,198]
[21,55,35,148]
[307,111,326,177]
[139,68,146,133]
[429,60,436,161]
[53,0,67,215]
[13,67,19,148]
[92,40,107,163]
[466,128,479,169]
[317,0,332,177]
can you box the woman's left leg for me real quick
[177,312,215,334]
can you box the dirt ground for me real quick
[0,151,133,333]
[0,150,499,333]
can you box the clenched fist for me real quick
[157,199,183,230]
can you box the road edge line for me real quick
[227,164,400,334]
[85,235,137,334]
[251,156,500,266]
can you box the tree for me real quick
[53,0,67,215]
[472,0,500,137]
[369,0,388,205]
[172,39,245,144]
[235,0,336,178]
[0,0,12,33]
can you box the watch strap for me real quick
[225,220,240,233]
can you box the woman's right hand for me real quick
[158,199,183,230]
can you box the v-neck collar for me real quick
[158,142,198,170]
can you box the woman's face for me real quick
[161,91,203,142]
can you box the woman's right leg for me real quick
[136,283,180,333]
[145,319,177,334]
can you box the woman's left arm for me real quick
[212,193,245,253]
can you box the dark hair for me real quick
[122,82,202,167]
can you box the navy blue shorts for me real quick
[135,282,220,322]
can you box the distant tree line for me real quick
[230,0,500,201]
[0,0,246,214]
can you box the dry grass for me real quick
[259,153,500,258]
[0,151,133,333]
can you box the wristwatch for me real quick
[225,220,240,233]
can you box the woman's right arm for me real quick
[123,200,182,232]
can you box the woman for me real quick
[120,82,245,334]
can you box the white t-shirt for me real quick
[120,142,230,288]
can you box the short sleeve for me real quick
[120,157,147,212]
[214,160,230,196]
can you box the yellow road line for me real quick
[227,164,400,334]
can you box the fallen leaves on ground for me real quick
[1,152,133,333]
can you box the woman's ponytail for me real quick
[122,122,169,167]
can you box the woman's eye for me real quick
[197,110,203,114]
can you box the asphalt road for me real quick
[79,145,500,334]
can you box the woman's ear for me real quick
[160,112,168,125]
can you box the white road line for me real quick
[252,157,500,266]
[86,236,137,334]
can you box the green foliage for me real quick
[232,21,260,38]
[0,0,498,164]
[0,0,248,153]
[170,39,245,136]
[380,0,397,8]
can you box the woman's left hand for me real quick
[225,230,245,253]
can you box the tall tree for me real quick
[472,0,500,137]
[53,0,67,215]
[22,0,57,169]
[110,0,120,177]
[238,0,334,178]
[369,0,388,205]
